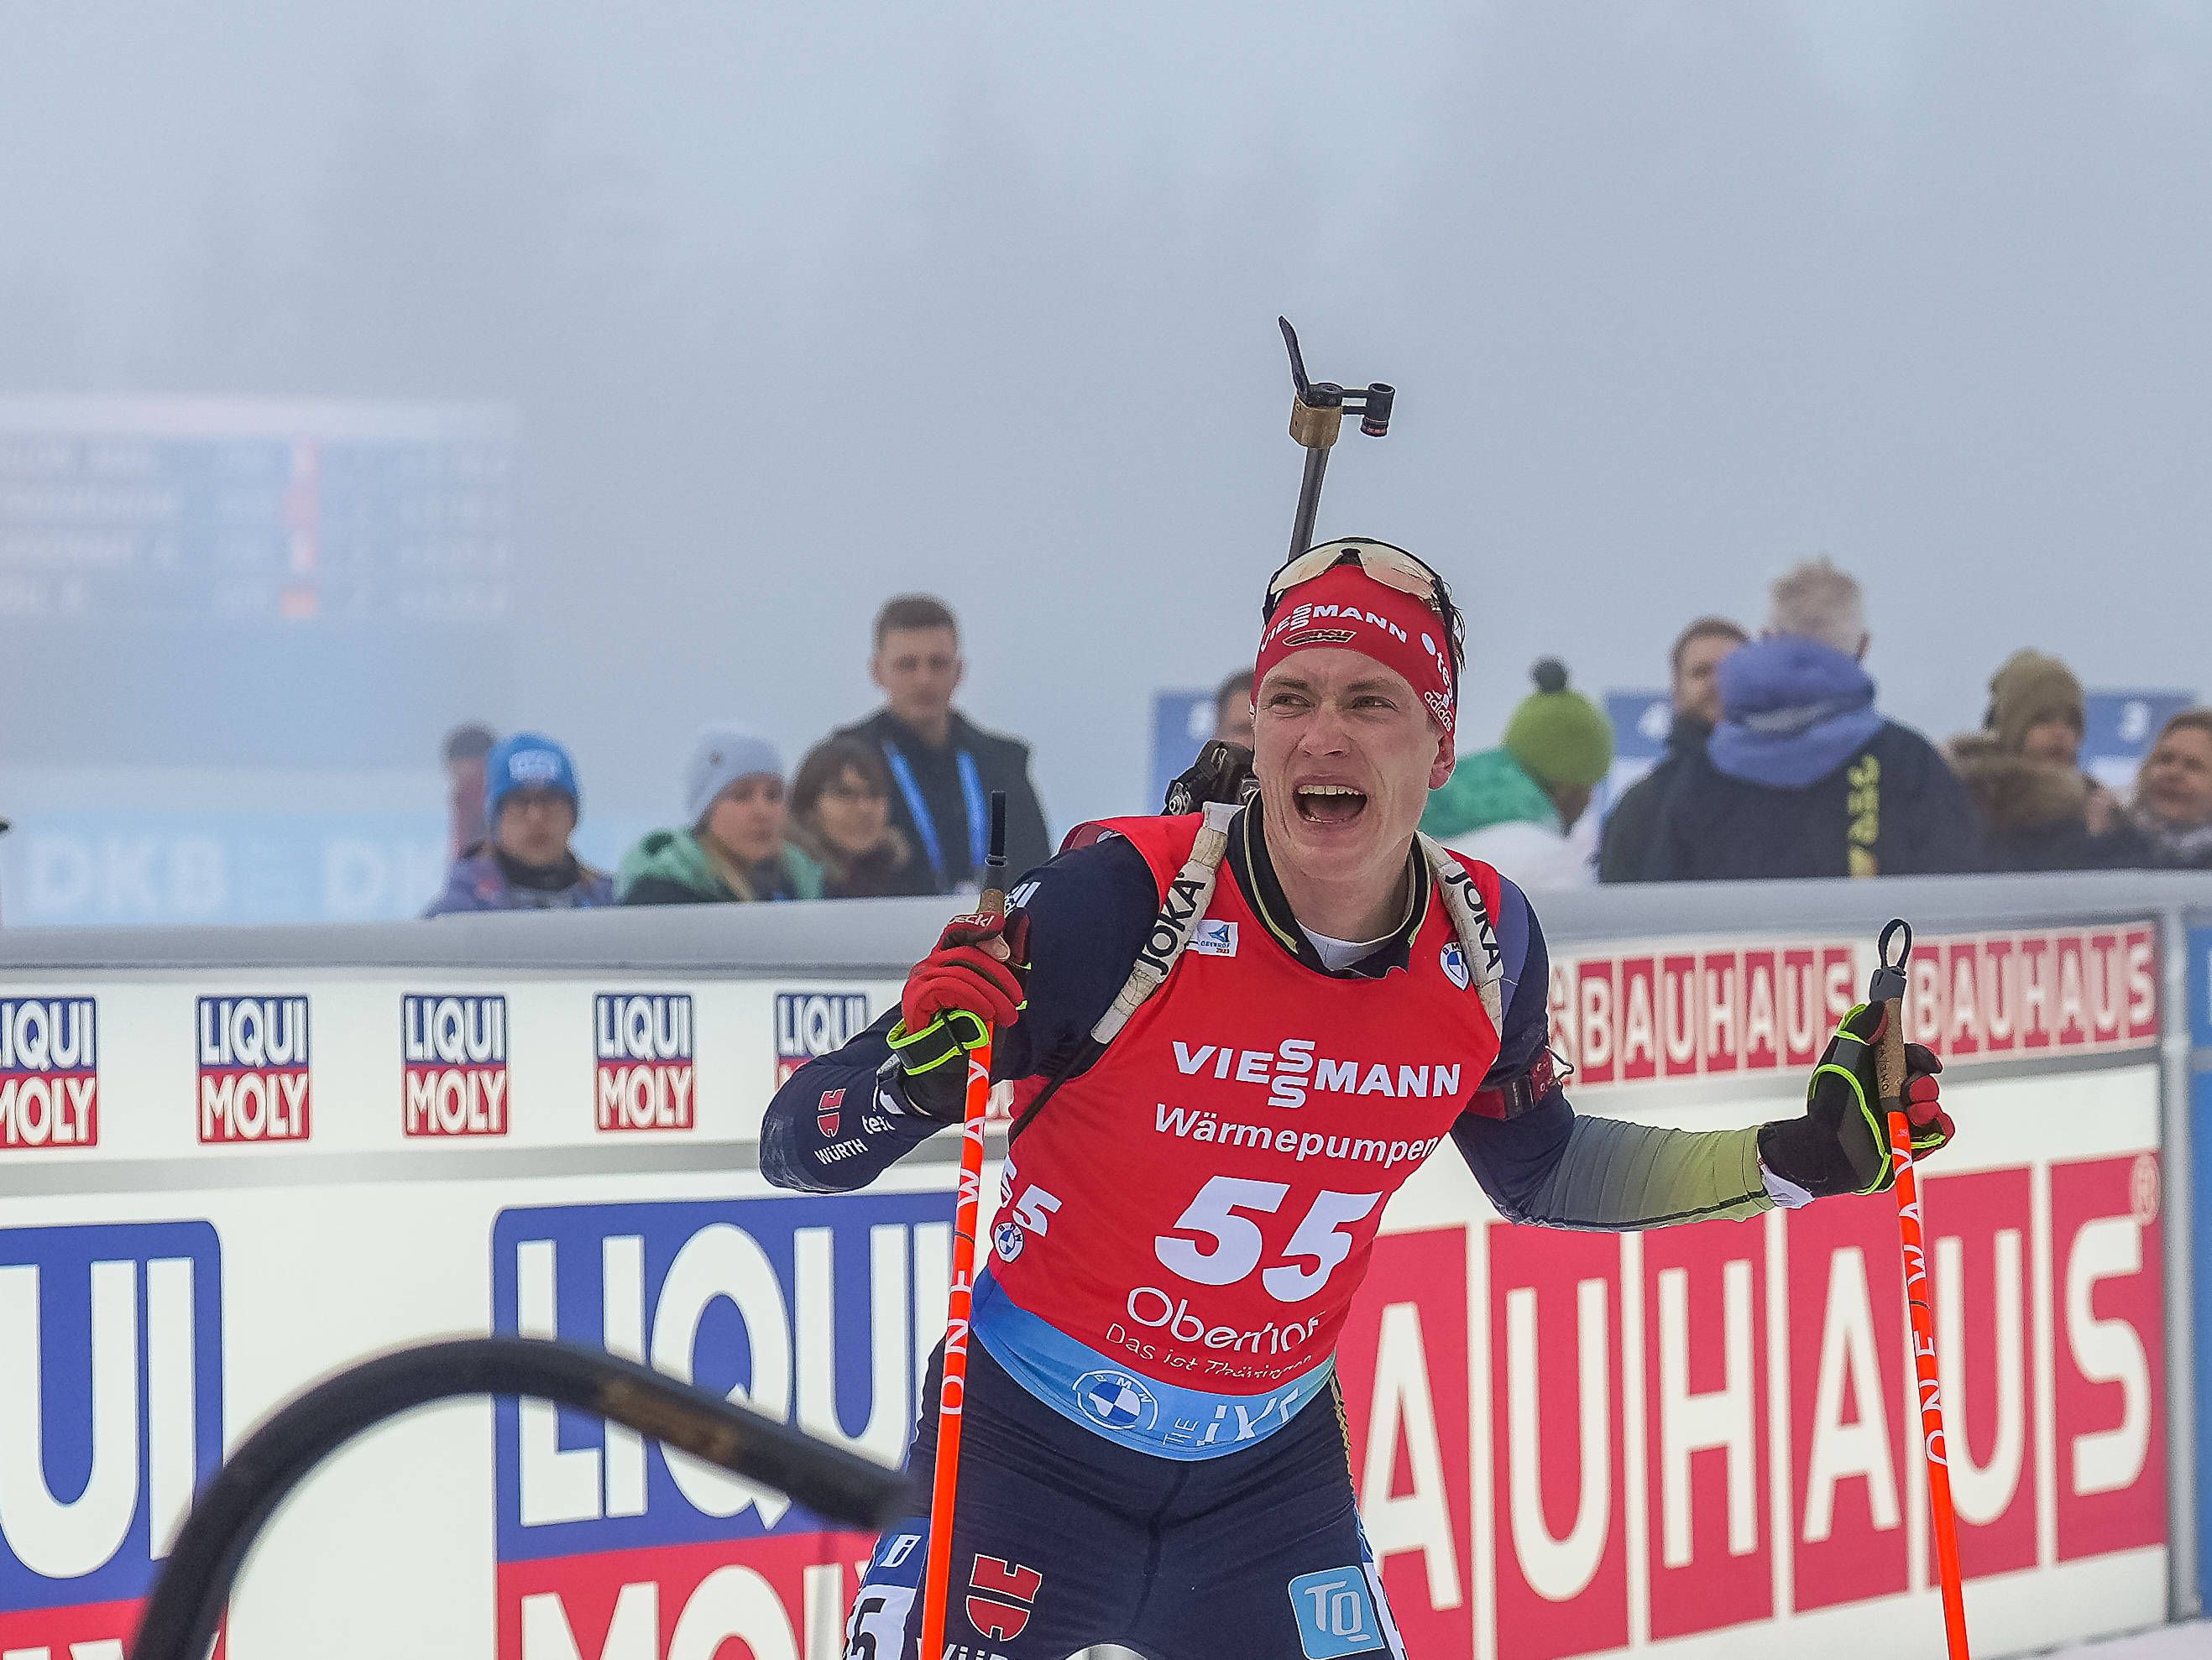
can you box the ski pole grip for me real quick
[1869,917,1912,1111]
[979,791,1009,916]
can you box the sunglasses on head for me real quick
[1263,538,1466,677]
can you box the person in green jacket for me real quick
[1420,659,1614,886]
[618,728,825,905]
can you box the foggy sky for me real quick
[3,1,2208,832]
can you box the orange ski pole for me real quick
[1870,919,1971,1659]
[917,792,1007,1660]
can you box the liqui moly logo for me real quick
[0,999,97,1151]
[489,1191,952,1660]
[1336,1149,2168,1659]
[0,1221,222,1653]
[196,995,311,1145]
[401,994,510,1138]
[773,990,868,1085]
[594,994,695,1133]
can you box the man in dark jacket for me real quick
[830,593,1049,893]
[1647,558,1979,880]
[1598,615,1745,882]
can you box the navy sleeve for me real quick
[1451,875,1578,1216]
[758,833,1157,1193]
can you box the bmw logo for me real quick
[1073,1368,1158,1431]
[1440,941,1470,989]
[993,1219,1025,1262]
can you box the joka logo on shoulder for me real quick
[401,994,509,1137]
[774,990,869,1085]
[197,995,311,1144]
[0,997,98,1151]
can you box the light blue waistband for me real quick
[970,1271,1335,1460]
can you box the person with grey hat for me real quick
[616,728,825,906]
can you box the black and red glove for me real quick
[1759,1001,1953,1198]
[885,909,1032,1120]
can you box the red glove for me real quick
[900,909,1032,1037]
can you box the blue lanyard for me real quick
[882,741,988,885]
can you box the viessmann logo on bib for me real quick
[1169,1037,1465,1109]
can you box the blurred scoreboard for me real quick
[0,396,518,767]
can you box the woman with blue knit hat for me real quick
[617,728,826,905]
[423,731,616,915]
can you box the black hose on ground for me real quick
[133,1334,914,1660]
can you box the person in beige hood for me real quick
[1948,650,2118,871]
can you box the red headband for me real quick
[1254,566,1456,733]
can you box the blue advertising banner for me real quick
[0,808,652,926]
[1598,688,1671,820]
[2190,925,2212,1052]
[2083,689,2194,797]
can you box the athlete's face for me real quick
[1253,648,1454,890]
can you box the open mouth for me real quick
[1294,784,1369,826]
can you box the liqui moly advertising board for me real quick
[0,998,98,1151]
[196,994,311,1145]
[775,992,870,1088]
[0,1221,223,1652]
[594,994,696,1134]
[402,994,510,1139]
[489,1190,951,1660]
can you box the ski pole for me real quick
[1869,918,1972,1659]
[1279,317,1394,560]
[918,790,1009,1660]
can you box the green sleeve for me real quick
[1504,1116,1774,1230]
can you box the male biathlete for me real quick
[761,540,1954,1660]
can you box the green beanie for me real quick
[1502,659,1613,790]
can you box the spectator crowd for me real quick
[426,557,2212,916]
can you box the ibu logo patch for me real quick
[1440,941,1469,989]
[1074,1368,1158,1432]
[1190,919,1238,958]
[1288,1566,1382,1658]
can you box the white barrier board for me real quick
[0,919,2171,1658]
